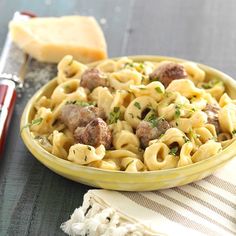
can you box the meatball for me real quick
[60,104,106,131]
[203,104,221,134]
[149,62,187,87]
[74,118,112,149]
[136,119,170,148]
[80,68,108,91]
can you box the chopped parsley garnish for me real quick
[202,79,221,89]
[125,62,134,68]
[87,146,92,151]
[183,136,190,143]
[108,107,121,124]
[150,75,159,81]
[113,107,120,113]
[134,102,141,110]
[145,113,158,127]
[139,63,144,69]
[175,105,181,118]
[139,87,147,90]
[84,155,88,161]
[155,87,164,94]
[145,113,166,128]
[232,130,236,135]
[169,146,179,156]
[202,84,211,89]
[64,85,70,91]
[190,131,201,139]
[66,100,96,106]
[21,117,43,133]
[73,150,76,155]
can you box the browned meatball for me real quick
[203,104,221,134]
[136,119,170,148]
[80,68,108,91]
[74,118,112,149]
[60,104,106,131]
[149,62,187,87]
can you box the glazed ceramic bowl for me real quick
[20,56,236,191]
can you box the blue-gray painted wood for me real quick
[1,0,236,235]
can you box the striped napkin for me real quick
[61,158,236,236]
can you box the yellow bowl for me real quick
[20,56,236,191]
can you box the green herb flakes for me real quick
[145,113,158,127]
[183,136,190,143]
[169,146,179,156]
[151,75,159,81]
[232,130,236,135]
[108,107,121,124]
[155,87,163,94]
[21,117,43,133]
[66,100,95,107]
[113,107,120,113]
[175,105,181,118]
[145,113,166,128]
[191,132,201,139]
[64,85,70,91]
[134,102,141,110]
[139,63,144,70]
[202,79,222,89]
[139,87,147,90]
[125,62,134,68]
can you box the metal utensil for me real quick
[0,12,34,155]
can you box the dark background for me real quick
[1,0,236,235]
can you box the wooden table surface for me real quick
[1,0,236,235]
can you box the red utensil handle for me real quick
[0,79,16,155]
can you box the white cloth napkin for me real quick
[61,158,236,236]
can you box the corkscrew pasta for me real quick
[27,56,236,172]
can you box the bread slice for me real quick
[9,16,107,63]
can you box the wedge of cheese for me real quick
[9,16,107,63]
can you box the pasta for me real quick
[28,56,236,172]
[124,96,158,128]
[68,144,105,165]
[51,79,87,105]
[57,55,88,84]
[218,103,236,133]
[144,143,178,170]
[177,142,194,167]
[51,130,74,159]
